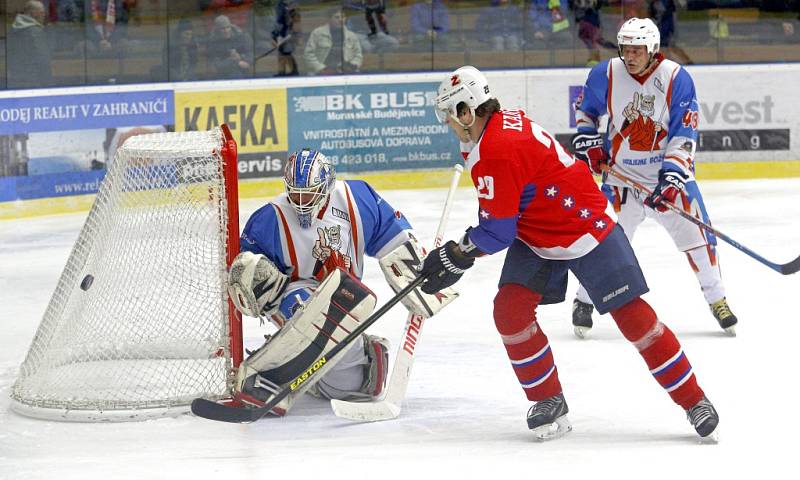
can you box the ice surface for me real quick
[1,179,798,479]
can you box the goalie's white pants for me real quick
[576,184,726,306]
[312,334,369,400]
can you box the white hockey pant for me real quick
[576,186,725,306]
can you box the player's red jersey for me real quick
[463,109,617,260]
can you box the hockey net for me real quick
[10,126,243,422]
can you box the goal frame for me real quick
[9,124,243,422]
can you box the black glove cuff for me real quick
[443,241,475,272]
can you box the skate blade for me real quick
[723,325,736,337]
[531,416,572,441]
[698,428,720,444]
[573,326,591,339]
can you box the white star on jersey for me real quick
[594,219,607,230]
[579,208,591,219]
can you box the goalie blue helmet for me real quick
[284,149,336,228]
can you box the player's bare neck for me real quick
[472,112,495,142]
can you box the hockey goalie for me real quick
[226,148,457,415]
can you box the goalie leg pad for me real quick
[234,269,377,414]
[380,237,458,318]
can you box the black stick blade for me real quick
[780,255,800,275]
[190,398,260,423]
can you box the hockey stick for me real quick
[191,273,430,423]
[331,164,464,422]
[255,34,292,61]
[605,167,800,275]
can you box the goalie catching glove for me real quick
[228,251,290,318]
[380,235,458,318]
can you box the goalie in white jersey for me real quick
[570,17,738,337]
[226,148,455,415]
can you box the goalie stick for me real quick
[605,167,800,275]
[331,164,464,422]
[191,273,429,423]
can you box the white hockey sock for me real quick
[686,246,725,304]
[575,284,593,305]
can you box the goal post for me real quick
[10,125,243,422]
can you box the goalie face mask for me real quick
[284,149,336,228]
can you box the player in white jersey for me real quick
[570,17,738,338]
[223,149,455,415]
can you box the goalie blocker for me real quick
[380,235,458,317]
[233,268,389,415]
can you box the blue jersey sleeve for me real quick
[576,60,610,133]
[667,68,699,144]
[663,67,700,175]
[239,203,291,273]
[468,216,518,255]
[347,180,413,258]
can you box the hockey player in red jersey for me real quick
[419,65,720,441]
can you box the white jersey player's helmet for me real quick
[283,149,336,229]
[617,17,660,56]
[434,65,492,128]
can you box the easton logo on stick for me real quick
[290,357,327,390]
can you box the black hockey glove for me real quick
[419,240,475,294]
[644,169,688,213]
[572,132,610,174]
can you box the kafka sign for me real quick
[288,82,456,172]
[174,88,289,178]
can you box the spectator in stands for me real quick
[648,0,693,64]
[346,3,399,56]
[169,19,203,81]
[83,0,130,57]
[409,0,456,51]
[572,0,616,66]
[200,0,254,31]
[270,0,301,76]
[303,7,362,75]
[364,0,390,38]
[7,0,53,89]
[527,0,570,47]
[254,0,277,56]
[475,0,524,52]
[208,14,254,79]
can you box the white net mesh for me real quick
[11,128,237,421]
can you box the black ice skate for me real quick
[527,393,572,441]
[709,297,738,336]
[572,299,594,339]
[687,396,719,441]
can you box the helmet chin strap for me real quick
[640,52,658,74]
[449,108,478,141]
